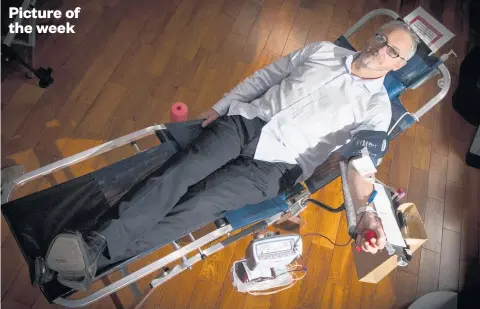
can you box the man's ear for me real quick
[392,60,407,71]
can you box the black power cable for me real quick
[305,198,345,213]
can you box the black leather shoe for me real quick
[45,230,106,290]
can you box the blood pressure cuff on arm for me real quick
[341,130,389,166]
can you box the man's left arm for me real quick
[343,100,392,254]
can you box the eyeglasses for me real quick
[373,34,405,60]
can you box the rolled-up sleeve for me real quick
[212,42,326,115]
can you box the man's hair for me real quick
[378,20,420,61]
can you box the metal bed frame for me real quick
[1,8,452,308]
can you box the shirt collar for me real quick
[344,53,386,94]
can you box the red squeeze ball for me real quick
[355,230,377,252]
[170,102,188,122]
[363,230,376,247]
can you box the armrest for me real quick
[339,161,358,236]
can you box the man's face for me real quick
[357,27,413,72]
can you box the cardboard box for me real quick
[352,203,428,283]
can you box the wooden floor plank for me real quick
[221,0,245,18]
[31,292,69,309]
[416,83,435,130]
[148,33,178,77]
[320,282,349,309]
[74,82,128,138]
[326,0,352,41]
[438,228,461,291]
[412,124,432,172]
[296,242,334,309]
[447,138,468,185]
[309,3,335,37]
[254,0,284,31]
[288,7,314,44]
[232,10,258,38]
[392,270,418,309]
[278,0,301,22]
[460,206,479,262]
[108,43,153,89]
[432,103,451,157]
[377,138,396,180]
[327,213,354,285]
[33,99,94,157]
[321,212,355,309]
[390,133,414,189]
[175,0,225,60]
[201,13,236,52]
[268,195,325,309]
[215,234,251,309]
[239,26,271,63]
[407,167,429,220]
[187,235,239,309]
[423,197,445,253]
[1,235,26,298]
[1,77,28,111]
[243,294,272,309]
[402,247,422,277]
[3,264,41,308]
[346,261,374,309]
[371,272,397,309]
[1,299,31,309]
[1,215,12,245]
[61,4,153,109]
[416,248,441,299]
[443,180,464,233]
[1,83,45,141]
[116,74,161,121]
[427,152,448,201]
[264,18,294,55]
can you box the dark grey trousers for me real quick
[99,115,299,264]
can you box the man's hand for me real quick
[199,108,220,127]
[355,211,386,254]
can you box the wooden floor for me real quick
[1,0,479,308]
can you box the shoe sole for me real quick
[46,232,87,273]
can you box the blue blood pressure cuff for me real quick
[341,130,389,166]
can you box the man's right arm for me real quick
[211,42,326,116]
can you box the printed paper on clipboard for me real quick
[404,7,454,53]
[373,183,406,248]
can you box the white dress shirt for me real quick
[212,41,392,181]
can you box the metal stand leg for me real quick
[120,268,142,299]
[26,1,36,79]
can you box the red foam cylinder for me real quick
[170,102,188,122]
